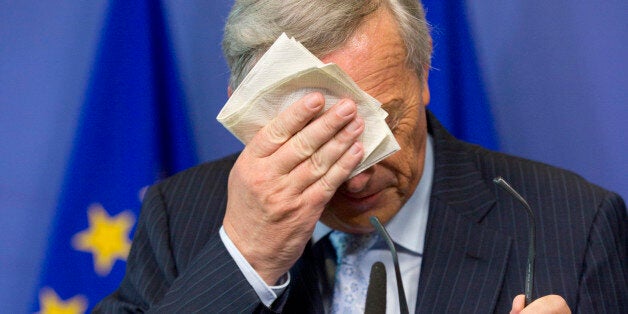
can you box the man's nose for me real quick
[342,168,373,193]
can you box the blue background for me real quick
[1,1,626,312]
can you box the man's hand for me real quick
[223,92,365,285]
[511,294,571,314]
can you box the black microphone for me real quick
[493,177,536,306]
[364,261,387,314]
[370,216,410,314]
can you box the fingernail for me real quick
[336,99,355,117]
[305,93,323,109]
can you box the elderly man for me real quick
[96,0,627,313]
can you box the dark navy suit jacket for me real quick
[95,112,628,313]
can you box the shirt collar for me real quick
[312,135,434,255]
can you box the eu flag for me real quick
[33,0,197,312]
[423,0,499,149]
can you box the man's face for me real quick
[319,8,430,233]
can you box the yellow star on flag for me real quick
[72,203,135,276]
[37,287,87,314]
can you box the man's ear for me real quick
[421,66,430,106]
[227,85,233,98]
[422,39,432,106]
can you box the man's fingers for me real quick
[273,98,358,173]
[521,295,571,314]
[510,294,526,314]
[248,92,325,158]
[290,116,364,190]
[511,294,571,314]
[304,141,364,205]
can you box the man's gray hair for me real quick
[222,0,432,90]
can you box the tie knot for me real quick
[329,231,378,262]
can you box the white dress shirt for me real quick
[221,135,434,312]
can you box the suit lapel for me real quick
[416,113,512,313]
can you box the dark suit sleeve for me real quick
[93,184,264,313]
[576,192,628,313]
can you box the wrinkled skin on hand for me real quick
[223,92,365,284]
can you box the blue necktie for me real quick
[329,231,378,313]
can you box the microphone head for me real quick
[365,261,387,314]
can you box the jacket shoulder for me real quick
[467,143,624,227]
[144,153,240,268]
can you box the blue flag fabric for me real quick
[423,0,499,150]
[33,0,197,312]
